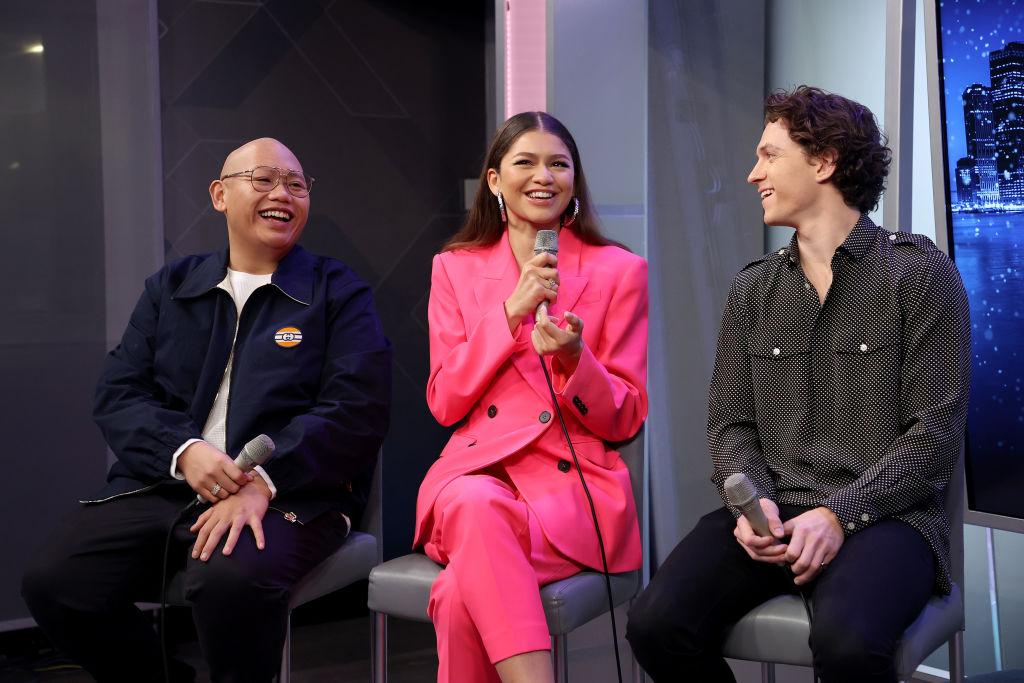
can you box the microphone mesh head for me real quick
[241,434,276,469]
[534,230,559,255]
[723,472,757,507]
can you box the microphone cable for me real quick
[537,352,624,683]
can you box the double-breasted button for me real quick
[557,459,571,473]
[539,411,551,423]
[487,405,497,418]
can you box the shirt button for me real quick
[487,405,498,418]
[777,249,786,256]
[847,521,856,531]
[861,513,870,522]
[539,411,552,423]
[557,459,571,473]
[889,233,897,241]
[772,348,781,356]
[804,282,810,289]
[859,343,868,353]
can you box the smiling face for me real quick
[747,120,831,228]
[486,130,574,231]
[210,138,310,271]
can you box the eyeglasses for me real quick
[220,166,315,198]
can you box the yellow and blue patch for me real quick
[274,326,303,348]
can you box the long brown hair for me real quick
[444,111,615,251]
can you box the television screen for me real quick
[935,0,1024,526]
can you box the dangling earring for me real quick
[561,197,580,228]
[496,191,508,223]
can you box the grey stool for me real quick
[368,431,646,683]
[165,456,383,683]
[721,445,967,683]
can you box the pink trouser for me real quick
[424,473,584,683]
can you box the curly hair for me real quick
[764,86,891,213]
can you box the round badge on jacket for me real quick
[274,326,303,348]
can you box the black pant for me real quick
[626,506,935,683]
[21,485,349,683]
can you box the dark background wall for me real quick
[157,0,486,562]
[0,1,110,626]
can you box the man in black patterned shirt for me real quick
[627,87,971,682]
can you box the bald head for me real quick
[220,137,303,178]
[210,137,310,273]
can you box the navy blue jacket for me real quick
[90,245,392,524]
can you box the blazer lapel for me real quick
[548,227,588,317]
[474,235,519,314]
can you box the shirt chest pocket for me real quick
[747,332,811,407]
[831,324,901,405]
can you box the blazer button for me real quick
[558,459,571,473]
[539,411,551,423]
[487,405,498,418]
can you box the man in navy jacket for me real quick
[22,138,392,683]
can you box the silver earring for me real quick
[496,191,508,223]
[561,197,580,228]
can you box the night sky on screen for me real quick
[939,0,1024,192]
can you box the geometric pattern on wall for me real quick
[158,0,486,558]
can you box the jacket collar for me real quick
[475,227,588,314]
[172,245,314,305]
[836,214,879,261]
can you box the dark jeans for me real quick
[626,506,935,683]
[22,485,349,683]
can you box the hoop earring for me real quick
[496,191,508,223]
[561,197,580,228]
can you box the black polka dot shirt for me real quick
[708,214,971,593]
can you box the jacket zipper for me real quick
[80,482,160,504]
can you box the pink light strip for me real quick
[505,0,547,118]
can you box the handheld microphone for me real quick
[534,229,558,324]
[195,434,275,503]
[724,472,772,537]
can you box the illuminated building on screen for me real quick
[961,84,999,203]
[990,42,1024,203]
[956,157,980,205]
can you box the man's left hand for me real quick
[782,507,844,585]
[190,476,272,561]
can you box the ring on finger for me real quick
[548,278,557,290]
[210,483,222,496]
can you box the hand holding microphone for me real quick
[180,434,275,504]
[724,472,788,564]
[503,230,560,331]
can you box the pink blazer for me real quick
[413,228,648,572]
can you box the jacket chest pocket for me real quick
[747,332,811,407]
[831,324,901,405]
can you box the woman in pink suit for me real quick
[414,111,648,683]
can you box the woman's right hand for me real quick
[504,251,559,332]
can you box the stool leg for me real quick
[631,651,645,683]
[761,662,775,683]
[372,612,387,683]
[552,634,569,683]
[278,612,291,683]
[949,630,965,683]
